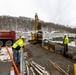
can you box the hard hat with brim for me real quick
[21,36,26,41]
[21,36,25,38]
[64,34,67,35]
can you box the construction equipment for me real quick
[0,30,16,46]
[28,13,43,44]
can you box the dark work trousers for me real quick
[12,49,20,64]
[63,44,68,56]
[12,48,20,75]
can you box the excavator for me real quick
[28,13,43,44]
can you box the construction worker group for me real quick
[12,34,69,66]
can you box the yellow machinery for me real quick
[34,13,39,34]
[28,13,43,44]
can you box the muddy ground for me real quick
[24,43,74,75]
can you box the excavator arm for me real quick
[34,13,39,34]
[28,13,42,44]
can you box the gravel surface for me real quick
[24,43,74,75]
[0,61,12,75]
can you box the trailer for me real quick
[0,30,16,46]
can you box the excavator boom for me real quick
[34,13,38,34]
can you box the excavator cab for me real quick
[36,31,43,43]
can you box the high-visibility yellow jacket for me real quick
[62,36,69,44]
[12,38,24,50]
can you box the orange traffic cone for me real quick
[10,66,15,75]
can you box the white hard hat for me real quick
[64,34,67,35]
[21,36,25,38]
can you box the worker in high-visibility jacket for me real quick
[62,34,69,57]
[12,36,26,65]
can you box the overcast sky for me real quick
[0,0,76,27]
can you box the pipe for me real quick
[33,63,49,75]
[30,63,43,75]
[32,61,45,70]
[30,67,36,75]
[20,47,24,75]
[48,60,68,75]
[26,65,29,75]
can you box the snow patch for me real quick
[0,47,12,61]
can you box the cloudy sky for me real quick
[0,0,76,27]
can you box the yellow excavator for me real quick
[28,13,43,44]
